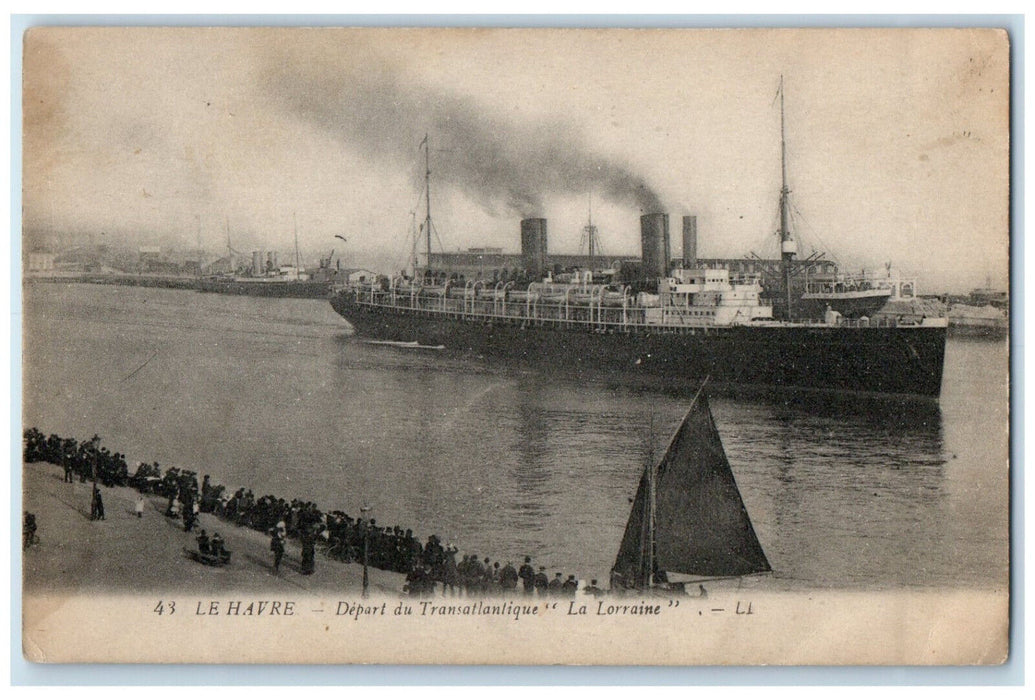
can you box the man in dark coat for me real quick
[182,491,196,532]
[548,572,564,596]
[499,561,519,594]
[300,528,316,575]
[405,561,433,598]
[440,545,459,597]
[91,485,105,521]
[533,566,549,596]
[270,530,285,574]
[518,556,535,595]
[468,555,485,595]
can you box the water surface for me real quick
[22,282,1010,590]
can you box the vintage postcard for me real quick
[20,26,1010,665]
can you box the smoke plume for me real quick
[262,51,664,218]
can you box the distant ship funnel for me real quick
[521,218,548,280]
[640,213,671,280]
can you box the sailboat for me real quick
[611,386,771,591]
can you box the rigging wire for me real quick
[384,185,429,275]
[789,202,841,265]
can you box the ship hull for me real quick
[330,294,946,398]
[199,278,331,299]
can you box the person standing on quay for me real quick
[519,556,535,595]
[533,566,549,596]
[182,491,196,532]
[135,494,145,519]
[300,528,316,575]
[499,561,519,595]
[270,530,285,575]
[90,485,105,521]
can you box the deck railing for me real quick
[343,287,935,332]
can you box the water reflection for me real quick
[510,388,552,521]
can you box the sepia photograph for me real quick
[19,25,1010,666]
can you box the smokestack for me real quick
[682,216,697,267]
[640,213,670,280]
[252,250,263,276]
[521,218,548,280]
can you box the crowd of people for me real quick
[23,428,597,596]
[24,428,130,487]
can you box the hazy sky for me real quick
[23,27,1009,292]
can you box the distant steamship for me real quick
[330,88,947,400]
[199,216,339,299]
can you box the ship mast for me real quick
[293,212,300,280]
[778,75,795,319]
[196,215,202,279]
[410,210,419,279]
[225,217,234,275]
[582,195,601,258]
[422,133,432,280]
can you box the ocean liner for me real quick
[330,89,948,400]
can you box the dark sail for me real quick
[612,393,770,587]
[611,450,664,589]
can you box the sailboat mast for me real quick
[778,75,795,319]
[644,405,657,588]
[424,133,432,278]
[647,446,656,589]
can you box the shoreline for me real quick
[22,459,1008,597]
[25,273,201,291]
[23,461,406,595]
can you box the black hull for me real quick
[199,279,332,299]
[330,295,947,399]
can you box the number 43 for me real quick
[154,600,176,615]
